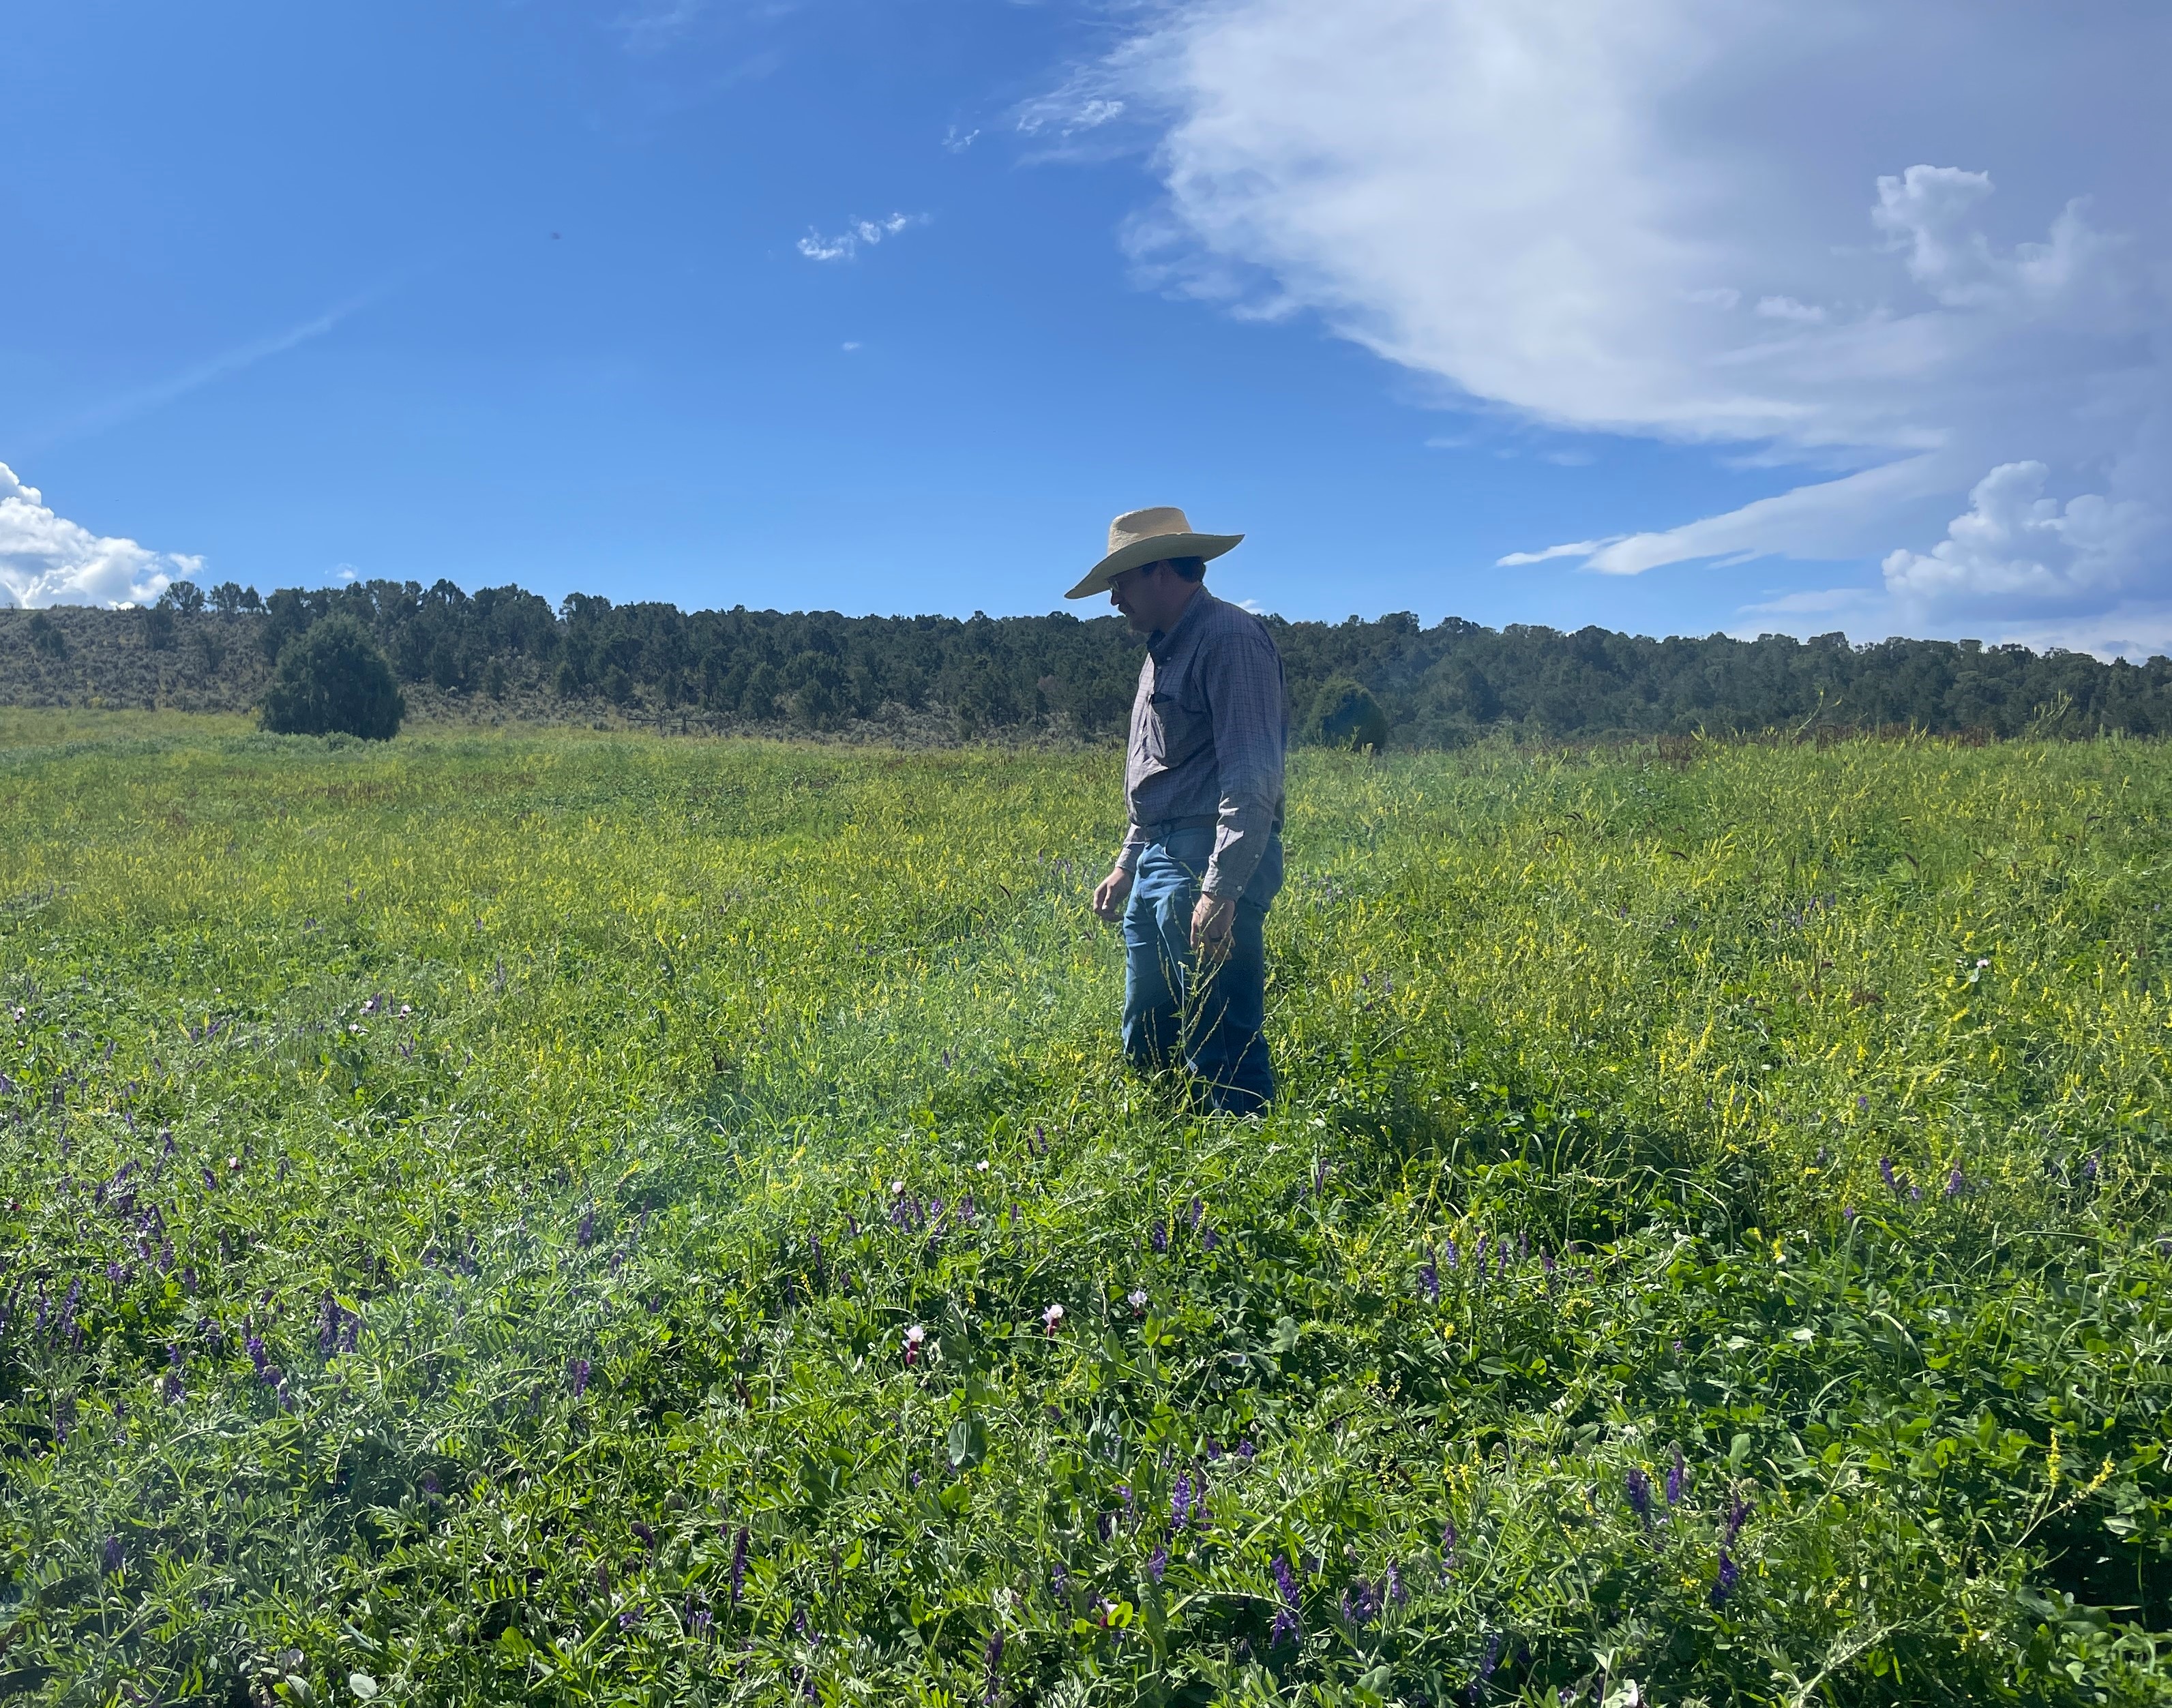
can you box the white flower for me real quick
[1975,958,1991,968]
[904,1324,927,1345]
[226,1155,241,1171]
[891,1180,906,1195]
[1127,1289,1148,1313]
[976,1159,990,1172]
[1043,1304,1065,1329]
[400,1004,413,1015]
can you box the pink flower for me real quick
[904,1324,927,1366]
[1042,1304,1065,1336]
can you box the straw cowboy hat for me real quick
[1065,506,1244,600]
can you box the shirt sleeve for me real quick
[1200,627,1288,899]
[1114,823,1146,873]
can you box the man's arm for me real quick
[1093,824,1144,923]
[1199,629,1287,901]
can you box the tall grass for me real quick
[1,713,2168,1705]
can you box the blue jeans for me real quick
[1121,826,1283,1114]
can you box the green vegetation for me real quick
[1307,680,1390,753]
[258,618,406,741]
[10,577,2172,744]
[3,713,2171,1705]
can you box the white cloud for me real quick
[1755,296,1826,325]
[1498,537,1622,567]
[1104,0,2172,632]
[1881,460,2155,617]
[797,212,924,262]
[0,463,202,609]
[942,125,980,153]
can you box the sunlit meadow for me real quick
[3,712,2170,1705]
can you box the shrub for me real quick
[141,605,175,651]
[1307,676,1388,751]
[259,616,405,739]
[25,610,67,659]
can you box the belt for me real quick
[1138,813,1221,841]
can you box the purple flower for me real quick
[1150,1219,1167,1254]
[1189,1197,1204,1231]
[1418,1250,1440,1302]
[1879,1156,1900,1195]
[1442,1237,1458,1268]
[631,1520,656,1550]
[1625,1468,1653,1528]
[1171,1472,1191,1529]
[102,1535,122,1575]
[1147,1543,1167,1582]
[1441,1519,1459,1578]
[1541,1247,1556,1278]
[569,1357,591,1396]
[2085,1150,2102,1180]
[246,1334,269,1377]
[1856,1094,1869,1110]
[1341,1579,1383,1627]
[1723,1492,1753,1546]
[1665,1444,1686,1507]
[983,1629,1004,1703]
[1946,1166,1966,1198]
[577,1211,595,1247]
[689,1606,712,1640]
[730,1527,749,1603]
[1843,1204,1858,1222]
[1473,1234,1489,1268]
[1268,1608,1299,1649]
[1709,1548,1740,1606]
[1200,1225,1219,1252]
[1470,1631,1504,1700]
[1273,1553,1300,1607]
[1388,1562,1407,1605]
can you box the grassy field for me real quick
[3,713,2171,1706]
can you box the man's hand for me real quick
[1092,865,1135,923]
[1191,894,1236,968]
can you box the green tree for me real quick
[1307,676,1388,751]
[259,616,405,740]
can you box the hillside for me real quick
[5,578,2171,744]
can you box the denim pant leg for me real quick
[1120,831,1280,1114]
[1120,850,1190,1075]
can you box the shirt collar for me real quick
[1148,588,1215,659]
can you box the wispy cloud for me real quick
[51,291,376,443]
[797,212,925,263]
[1110,0,2172,635]
[942,125,979,153]
[1498,538,1624,567]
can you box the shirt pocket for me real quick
[1147,678,1211,768]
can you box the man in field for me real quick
[1073,507,1288,1115]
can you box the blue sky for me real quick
[4,1,2167,651]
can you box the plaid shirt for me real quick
[1116,590,1288,899]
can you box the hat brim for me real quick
[1065,532,1244,601]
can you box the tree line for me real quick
[12,573,2171,744]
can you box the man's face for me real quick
[1108,561,1192,635]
